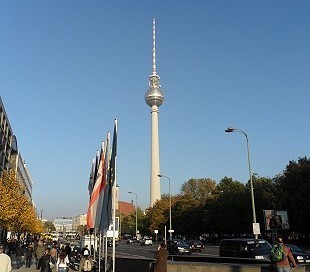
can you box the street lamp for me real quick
[157,174,172,239]
[225,127,258,238]
[128,191,138,239]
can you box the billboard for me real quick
[263,210,289,230]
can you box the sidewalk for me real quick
[10,256,37,272]
[10,256,75,272]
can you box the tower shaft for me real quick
[150,105,161,206]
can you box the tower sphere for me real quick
[145,75,165,107]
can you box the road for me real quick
[108,240,219,259]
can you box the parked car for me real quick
[185,240,205,252]
[166,239,191,255]
[219,238,272,260]
[107,238,118,247]
[126,237,134,244]
[286,244,310,264]
[140,236,153,246]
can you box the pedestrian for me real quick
[0,244,12,272]
[50,244,58,264]
[24,244,33,268]
[81,245,90,256]
[15,243,24,268]
[37,248,54,272]
[64,244,71,257]
[154,242,169,272]
[56,251,69,272]
[271,237,297,272]
[79,251,93,272]
[35,240,47,269]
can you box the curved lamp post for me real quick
[225,127,257,238]
[158,174,172,239]
[128,191,138,239]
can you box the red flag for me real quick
[86,140,107,229]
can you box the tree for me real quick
[206,177,249,234]
[145,194,171,236]
[274,157,310,233]
[171,194,204,237]
[250,175,279,230]
[180,178,217,204]
[0,171,43,239]
[43,221,56,233]
[0,171,25,229]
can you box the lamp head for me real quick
[225,127,235,133]
[157,174,163,177]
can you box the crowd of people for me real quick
[0,238,94,272]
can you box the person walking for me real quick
[24,244,33,268]
[56,251,69,272]
[15,243,23,268]
[35,240,47,269]
[50,244,58,265]
[271,237,297,272]
[37,248,54,272]
[0,244,12,272]
[79,251,93,272]
[154,242,169,272]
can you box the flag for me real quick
[86,144,104,229]
[99,119,117,232]
[94,132,110,228]
[87,158,95,197]
[93,150,101,190]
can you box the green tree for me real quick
[274,157,310,233]
[206,177,249,233]
[250,175,279,230]
[145,194,171,237]
[172,194,204,237]
[180,178,217,204]
[43,221,56,233]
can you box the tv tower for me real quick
[145,18,165,206]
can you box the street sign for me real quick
[253,223,261,235]
[168,230,174,233]
[154,230,158,234]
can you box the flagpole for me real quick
[105,234,108,272]
[112,119,117,272]
[98,232,101,272]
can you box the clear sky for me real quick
[1,1,309,219]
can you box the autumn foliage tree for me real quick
[0,171,43,238]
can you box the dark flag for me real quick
[99,119,117,232]
[87,158,95,197]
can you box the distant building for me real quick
[118,201,135,216]
[10,152,33,200]
[53,218,73,232]
[72,214,87,231]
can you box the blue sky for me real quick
[1,1,309,219]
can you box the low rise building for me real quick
[72,214,87,231]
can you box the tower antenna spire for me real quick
[152,18,157,76]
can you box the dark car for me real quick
[166,239,191,255]
[126,237,134,244]
[219,238,272,260]
[286,244,310,264]
[185,240,205,252]
[107,238,118,247]
[140,236,153,246]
